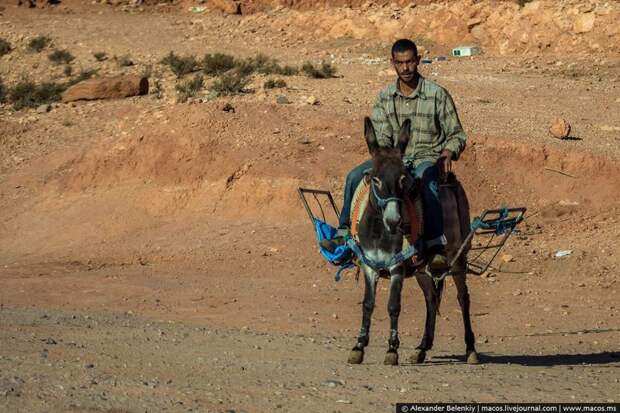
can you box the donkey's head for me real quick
[364,117,412,235]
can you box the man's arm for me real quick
[438,90,467,160]
[369,92,394,148]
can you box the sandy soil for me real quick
[1,2,619,412]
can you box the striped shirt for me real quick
[370,76,467,166]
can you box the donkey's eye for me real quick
[372,177,382,189]
[399,174,406,189]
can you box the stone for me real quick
[306,95,319,105]
[36,104,51,113]
[549,118,571,139]
[573,13,596,34]
[501,254,514,263]
[481,271,497,280]
[600,125,620,132]
[275,95,290,104]
[62,75,148,103]
[467,17,483,31]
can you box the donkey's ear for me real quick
[364,117,379,156]
[396,118,411,156]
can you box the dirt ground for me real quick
[1,2,619,412]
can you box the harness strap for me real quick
[341,237,422,274]
[371,183,403,210]
[335,261,356,282]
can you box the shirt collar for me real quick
[392,75,426,99]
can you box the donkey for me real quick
[347,117,479,366]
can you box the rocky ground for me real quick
[1,1,620,412]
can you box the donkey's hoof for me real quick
[410,349,426,364]
[347,350,364,364]
[384,351,399,366]
[466,351,480,365]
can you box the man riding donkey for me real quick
[322,38,467,272]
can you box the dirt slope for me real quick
[1,3,619,412]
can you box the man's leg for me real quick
[411,161,448,270]
[338,159,373,230]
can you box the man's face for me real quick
[391,50,419,83]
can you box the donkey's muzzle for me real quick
[384,217,402,235]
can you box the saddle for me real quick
[350,176,425,266]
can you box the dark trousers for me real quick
[339,160,446,248]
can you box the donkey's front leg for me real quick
[384,266,405,366]
[348,264,378,364]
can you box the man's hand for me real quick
[437,149,454,181]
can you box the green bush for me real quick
[9,79,66,110]
[64,65,73,77]
[248,54,298,76]
[0,38,12,56]
[5,70,98,110]
[277,64,299,76]
[28,36,51,53]
[202,53,237,76]
[93,51,107,62]
[116,55,134,67]
[202,52,298,78]
[264,78,287,89]
[247,54,278,74]
[49,49,74,65]
[210,69,251,96]
[301,61,337,79]
[0,78,6,103]
[176,74,204,103]
[161,51,199,78]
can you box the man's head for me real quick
[391,39,419,84]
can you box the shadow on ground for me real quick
[432,351,620,367]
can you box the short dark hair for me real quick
[391,39,418,57]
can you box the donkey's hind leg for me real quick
[348,265,379,364]
[410,273,441,364]
[453,271,479,364]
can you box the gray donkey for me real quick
[347,117,479,366]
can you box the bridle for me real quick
[370,178,404,212]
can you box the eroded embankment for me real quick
[2,103,619,262]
